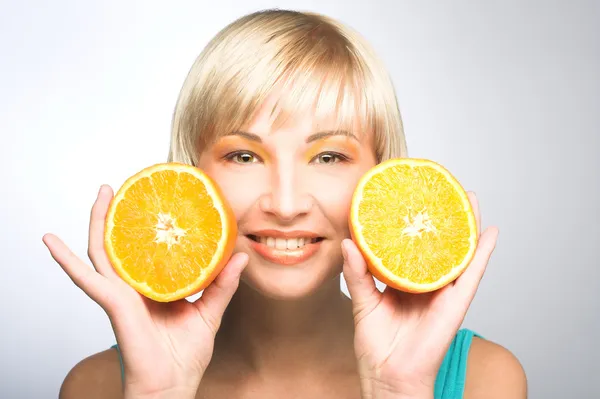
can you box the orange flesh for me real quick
[351,159,477,291]
[106,165,232,299]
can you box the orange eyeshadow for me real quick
[212,136,269,160]
[304,136,360,161]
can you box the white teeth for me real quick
[257,237,317,249]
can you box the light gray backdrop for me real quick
[1,0,598,398]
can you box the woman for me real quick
[44,9,527,399]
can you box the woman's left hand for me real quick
[342,192,499,399]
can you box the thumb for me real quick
[194,252,249,334]
[341,239,381,315]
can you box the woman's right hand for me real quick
[43,185,247,399]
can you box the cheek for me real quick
[310,172,358,228]
[201,166,264,219]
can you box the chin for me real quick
[238,244,343,301]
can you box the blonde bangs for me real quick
[268,41,368,140]
[168,10,406,166]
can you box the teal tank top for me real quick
[112,328,480,399]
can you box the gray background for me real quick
[1,0,598,398]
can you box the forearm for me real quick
[123,377,201,399]
[124,386,198,399]
[360,375,434,399]
[364,391,434,399]
[363,388,434,399]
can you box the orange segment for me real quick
[104,163,237,302]
[349,158,478,293]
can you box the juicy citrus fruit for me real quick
[104,163,237,302]
[349,158,478,293]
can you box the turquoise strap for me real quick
[434,328,482,399]
[111,344,125,384]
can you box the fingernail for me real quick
[237,253,249,275]
[341,240,349,261]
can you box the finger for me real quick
[453,226,499,307]
[467,191,481,235]
[341,239,382,320]
[88,185,119,279]
[43,233,115,309]
[194,252,249,334]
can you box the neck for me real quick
[215,275,356,376]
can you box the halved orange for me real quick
[104,163,237,302]
[349,158,478,293]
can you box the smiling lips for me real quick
[246,230,324,265]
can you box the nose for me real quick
[259,164,313,222]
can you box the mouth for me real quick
[245,234,325,266]
[246,234,324,248]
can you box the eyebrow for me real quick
[306,130,358,143]
[226,131,262,142]
[226,130,358,143]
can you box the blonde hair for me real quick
[167,9,407,165]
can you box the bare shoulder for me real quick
[464,336,527,399]
[59,348,123,399]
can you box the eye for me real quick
[312,152,347,165]
[225,151,260,164]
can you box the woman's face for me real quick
[197,93,378,299]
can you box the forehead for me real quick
[198,61,375,153]
[240,86,368,142]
